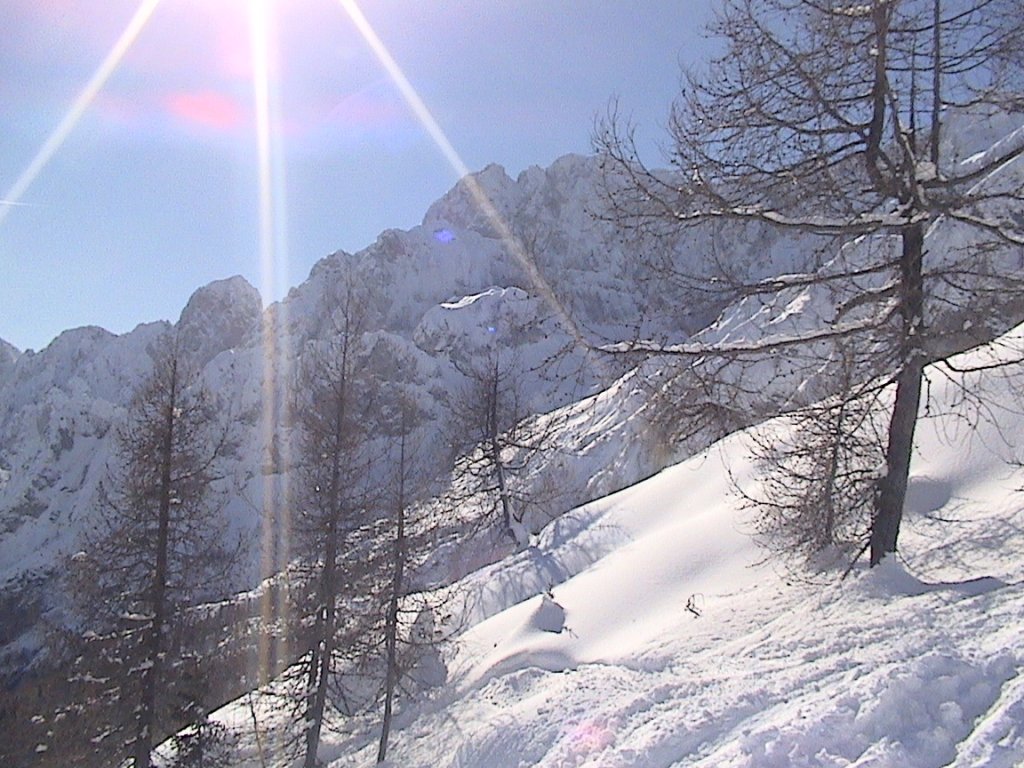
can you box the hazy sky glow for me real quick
[0,0,713,352]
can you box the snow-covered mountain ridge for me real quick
[0,150,820,599]
[0,153,748,684]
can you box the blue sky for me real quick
[0,0,714,352]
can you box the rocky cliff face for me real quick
[0,339,18,380]
[176,276,264,368]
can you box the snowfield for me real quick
[188,327,1024,768]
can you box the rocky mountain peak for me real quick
[0,338,20,380]
[176,275,263,368]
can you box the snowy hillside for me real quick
[197,323,1024,768]
[4,111,1024,766]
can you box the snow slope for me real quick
[206,324,1024,768]
[7,116,1024,761]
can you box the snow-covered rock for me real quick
[176,275,263,368]
[0,338,19,381]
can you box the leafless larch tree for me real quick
[596,0,1024,567]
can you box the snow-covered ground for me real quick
[189,325,1024,768]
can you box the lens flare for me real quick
[2,0,609,689]
[248,0,294,684]
[333,0,596,365]
[0,0,162,227]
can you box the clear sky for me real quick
[0,0,714,352]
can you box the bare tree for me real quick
[64,333,239,768]
[288,278,378,768]
[596,0,1024,566]
[374,404,415,765]
[455,348,528,546]
[737,347,887,567]
[446,344,566,549]
[370,414,455,764]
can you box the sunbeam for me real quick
[249,0,294,684]
[333,0,598,368]
[250,0,288,305]
[0,0,162,228]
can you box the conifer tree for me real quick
[288,278,376,768]
[66,333,238,768]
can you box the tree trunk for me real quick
[821,405,842,548]
[303,611,334,768]
[302,325,352,768]
[485,355,520,546]
[871,222,925,566]
[492,436,516,543]
[304,521,339,768]
[930,0,942,166]
[377,433,407,764]
[135,369,177,768]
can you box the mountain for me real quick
[2,110,1023,758]
[176,276,263,368]
[0,338,18,378]
[0,153,769,683]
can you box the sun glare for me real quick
[333,0,592,361]
[0,0,162,227]
[0,0,601,686]
[243,0,297,682]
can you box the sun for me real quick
[0,0,591,692]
